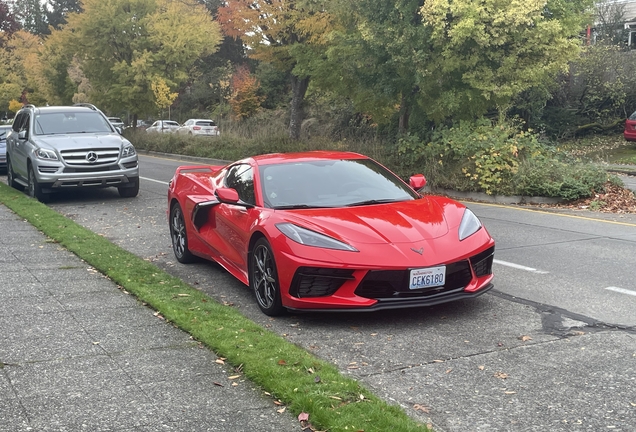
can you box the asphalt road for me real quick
[7,153,636,431]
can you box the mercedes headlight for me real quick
[34,147,58,161]
[121,144,136,157]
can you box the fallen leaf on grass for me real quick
[278,359,287,365]
[298,412,309,422]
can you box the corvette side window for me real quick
[225,164,255,206]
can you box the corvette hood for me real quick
[285,198,452,245]
[35,134,126,151]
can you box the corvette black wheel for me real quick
[170,203,194,263]
[250,238,284,316]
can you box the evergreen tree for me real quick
[45,0,82,30]
[11,0,48,35]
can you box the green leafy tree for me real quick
[218,0,335,139]
[419,0,593,122]
[311,0,429,134]
[52,0,222,123]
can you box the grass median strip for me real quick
[0,183,432,432]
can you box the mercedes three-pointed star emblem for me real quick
[86,151,98,163]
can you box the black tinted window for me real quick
[260,158,418,209]
[195,120,216,127]
[225,164,255,205]
[34,112,113,135]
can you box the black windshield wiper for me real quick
[345,198,401,207]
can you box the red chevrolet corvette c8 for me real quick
[167,151,495,316]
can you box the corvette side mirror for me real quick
[215,187,240,204]
[409,174,426,190]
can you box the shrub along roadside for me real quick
[0,183,431,432]
[128,116,615,201]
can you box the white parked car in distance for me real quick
[177,119,220,136]
[107,117,125,129]
[146,120,180,134]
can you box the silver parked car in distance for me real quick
[0,124,11,172]
[5,104,139,202]
[146,120,180,133]
[107,116,125,129]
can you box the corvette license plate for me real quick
[409,266,446,290]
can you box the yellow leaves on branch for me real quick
[151,77,178,110]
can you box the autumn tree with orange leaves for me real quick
[218,0,334,140]
[229,65,265,119]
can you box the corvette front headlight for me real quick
[122,144,136,157]
[458,209,482,241]
[276,223,358,252]
[34,147,58,161]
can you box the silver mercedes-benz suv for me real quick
[5,104,139,202]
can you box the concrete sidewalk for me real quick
[0,204,300,432]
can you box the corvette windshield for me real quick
[34,112,114,135]
[259,158,419,209]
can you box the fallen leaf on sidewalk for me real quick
[493,372,509,379]
[413,404,431,413]
[518,335,532,342]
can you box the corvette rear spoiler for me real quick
[176,165,224,175]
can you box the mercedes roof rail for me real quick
[73,103,98,111]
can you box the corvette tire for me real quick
[170,203,195,263]
[250,238,285,316]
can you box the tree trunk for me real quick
[398,94,410,134]
[289,75,310,140]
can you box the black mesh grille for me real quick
[470,246,495,277]
[63,165,120,173]
[290,267,355,298]
[355,261,472,300]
